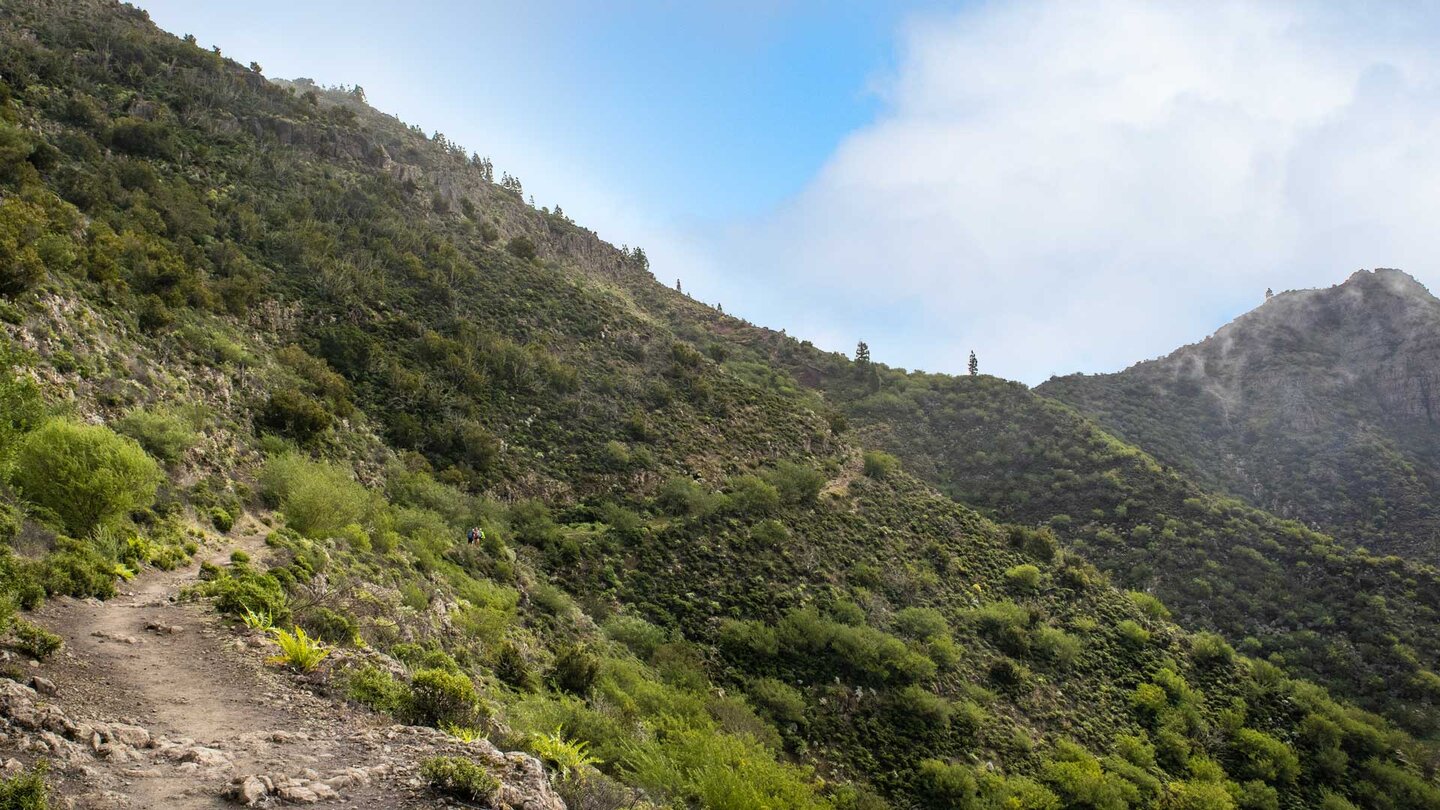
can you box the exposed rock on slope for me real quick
[1042,268,1440,565]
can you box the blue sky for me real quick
[137,2,1440,384]
[137,1,908,223]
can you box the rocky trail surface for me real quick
[0,523,562,809]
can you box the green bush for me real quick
[259,453,371,539]
[548,644,600,696]
[506,236,537,261]
[9,617,62,660]
[892,685,953,730]
[408,667,483,728]
[1191,632,1235,666]
[1116,619,1152,648]
[623,722,829,810]
[657,477,722,519]
[764,461,825,505]
[724,475,780,517]
[345,664,409,716]
[748,677,807,727]
[114,407,197,463]
[300,606,358,645]
[1229,728,1299,785]
[257,389,332,444]
[1127,591,1171,621]
[422,756,500,804]
[1004,564,1043,591]
[209,507,234,532]
[894,607,950,641]
[202,569,290,625]
[603,614,667,659]
[0,759,48,809]
[39,539,116,600]
[11,419,162,536]
[915,759,978,808]
[861,450,900,480]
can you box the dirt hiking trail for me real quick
[0,519,563,809]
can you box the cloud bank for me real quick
[696,0,1440,383]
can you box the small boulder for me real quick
[29,676,57,696]
[230,775,269,806]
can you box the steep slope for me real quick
[1041,268,1440,567]
[0,1,1435,808]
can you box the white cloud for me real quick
[699,0,1440,383]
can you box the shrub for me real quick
[862,450,900,480]
[894,607,949,641]
[719,618,779,659]
[748,678,807,727]
[204,569,290,625]
[506,236,538,261]
[603,614,667,659]
[268,626,329,672]
[724,475,780,517]
[622,722,828,810]
[656,477,721,519]
[209,507,234,532]
[39,538,116,600]
[494,642,539,692]
[1116,620,1152,648]
[916,759,978,809]
[548,645,601,696]
[301,606,358,645]
[259,454,371,539]
[1041,743,1141,810]
[1004,564,1043,591]
[764,461,825,505]
[1033,626,1083,668]
[1229,728,1299,785]
[9,618,62,660]
[1008,525,1059,562]
[345,664,409,715]
[11,419,162,536]
[422,756,500,804]
[114,407,197,463]
[0,760,48,809]
[892,685,953,730]
[1191,632,1235,666]
[408,667,483,728]
[257,389,332,444]
[1127,591,1171,621]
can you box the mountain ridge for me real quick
[1042,267,1440,566]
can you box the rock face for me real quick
[1041,268,1440,564]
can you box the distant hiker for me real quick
[467,526,482,545]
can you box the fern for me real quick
[530,728,600,778]
[267,626,329,671]
[240,605,274,631]
[442,723,485,743]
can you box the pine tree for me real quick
[855,341,871,365]
[968,351,978,376]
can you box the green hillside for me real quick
[0,1,1436,807]
[734,347,1440,739]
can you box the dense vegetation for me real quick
[1041,269,1440,569]
[723,340,1440,741]
[0,0,1435,807]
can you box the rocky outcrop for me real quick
[1,676,564,808]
